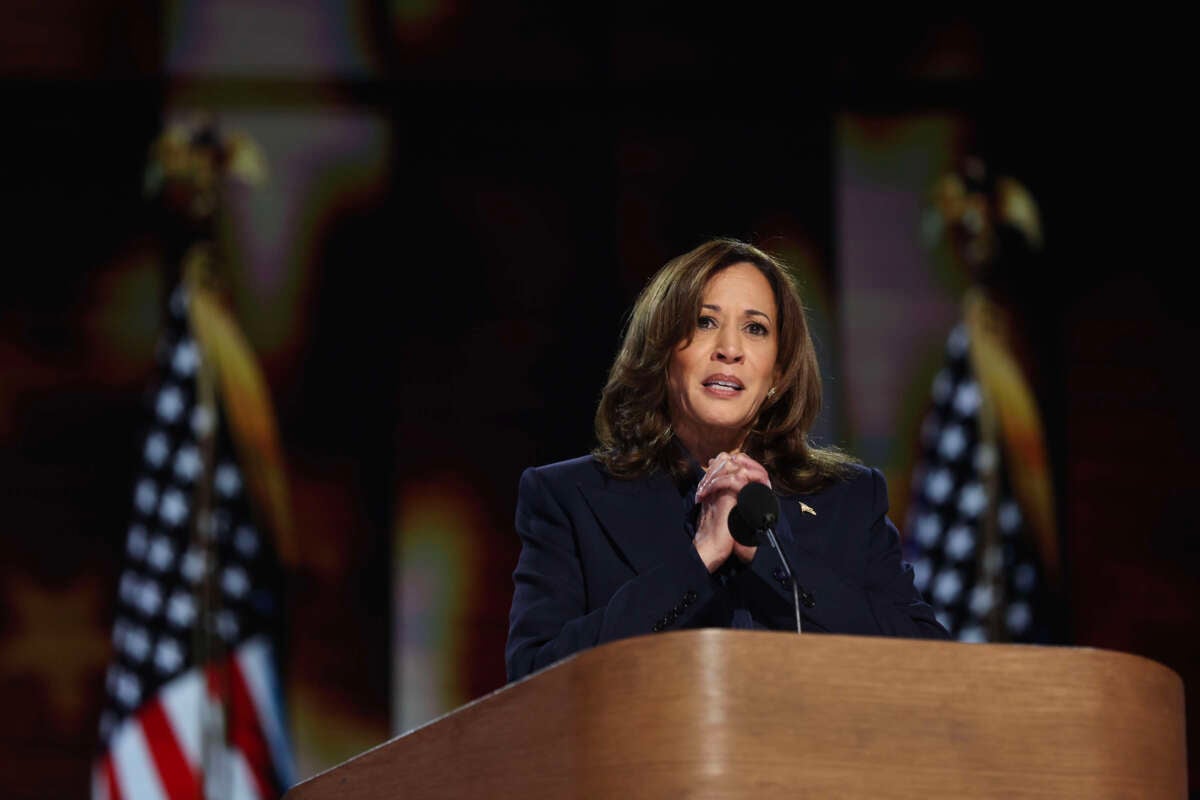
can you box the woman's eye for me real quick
[746,321,768,336]
[697,315,717,329]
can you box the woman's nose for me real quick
[714,330,743,362]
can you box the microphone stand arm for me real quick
[763,527,803,634]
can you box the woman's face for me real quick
[666,262,780,453]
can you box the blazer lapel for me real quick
[776,492,830,560]
[579,471,686,574]
[770,492,848,632]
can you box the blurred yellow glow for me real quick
[392,478,482,734]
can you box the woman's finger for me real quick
[731,453,771,488]
[696,469,760,501]
[701,469,769,500]
[697,452,734,496]
[697,465,743,500]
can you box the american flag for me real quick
[93,283,294,799]
[903,322,1055,644]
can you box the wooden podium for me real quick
[285,631,1187,798]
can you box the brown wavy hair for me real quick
[593,238,857,494]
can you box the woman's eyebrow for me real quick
[701,304,772,323]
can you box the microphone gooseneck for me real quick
[727,483,806,633]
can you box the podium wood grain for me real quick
[286,631,1186,799]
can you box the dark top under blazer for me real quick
[506,455,948,681]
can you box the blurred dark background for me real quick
[1,3,1194,797]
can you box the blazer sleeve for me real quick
[505,467,717,682]
[860,468,949,639]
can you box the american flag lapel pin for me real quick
[799,501,816,516]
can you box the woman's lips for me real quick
[702,374,744,396]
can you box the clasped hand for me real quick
[693,451,771,573]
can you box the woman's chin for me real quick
[693,416,753,443]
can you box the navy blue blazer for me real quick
[506,455,948,681]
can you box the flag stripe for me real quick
[230,747,265,800]
[104,754,122,800]
[92,754,119,800]
[91,761,105,800]
[141,697,200,800]
[228,654,277,800]
[159,668,204,768]
[237,638,295,785]
[111,717,169,800]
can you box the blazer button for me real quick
[652,620,665,632]
[772,567,788,585]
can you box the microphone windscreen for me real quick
[727,482,780,546]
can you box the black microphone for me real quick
[728,482,779,546]
[727,482,809,633]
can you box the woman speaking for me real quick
[506,239,947,681]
